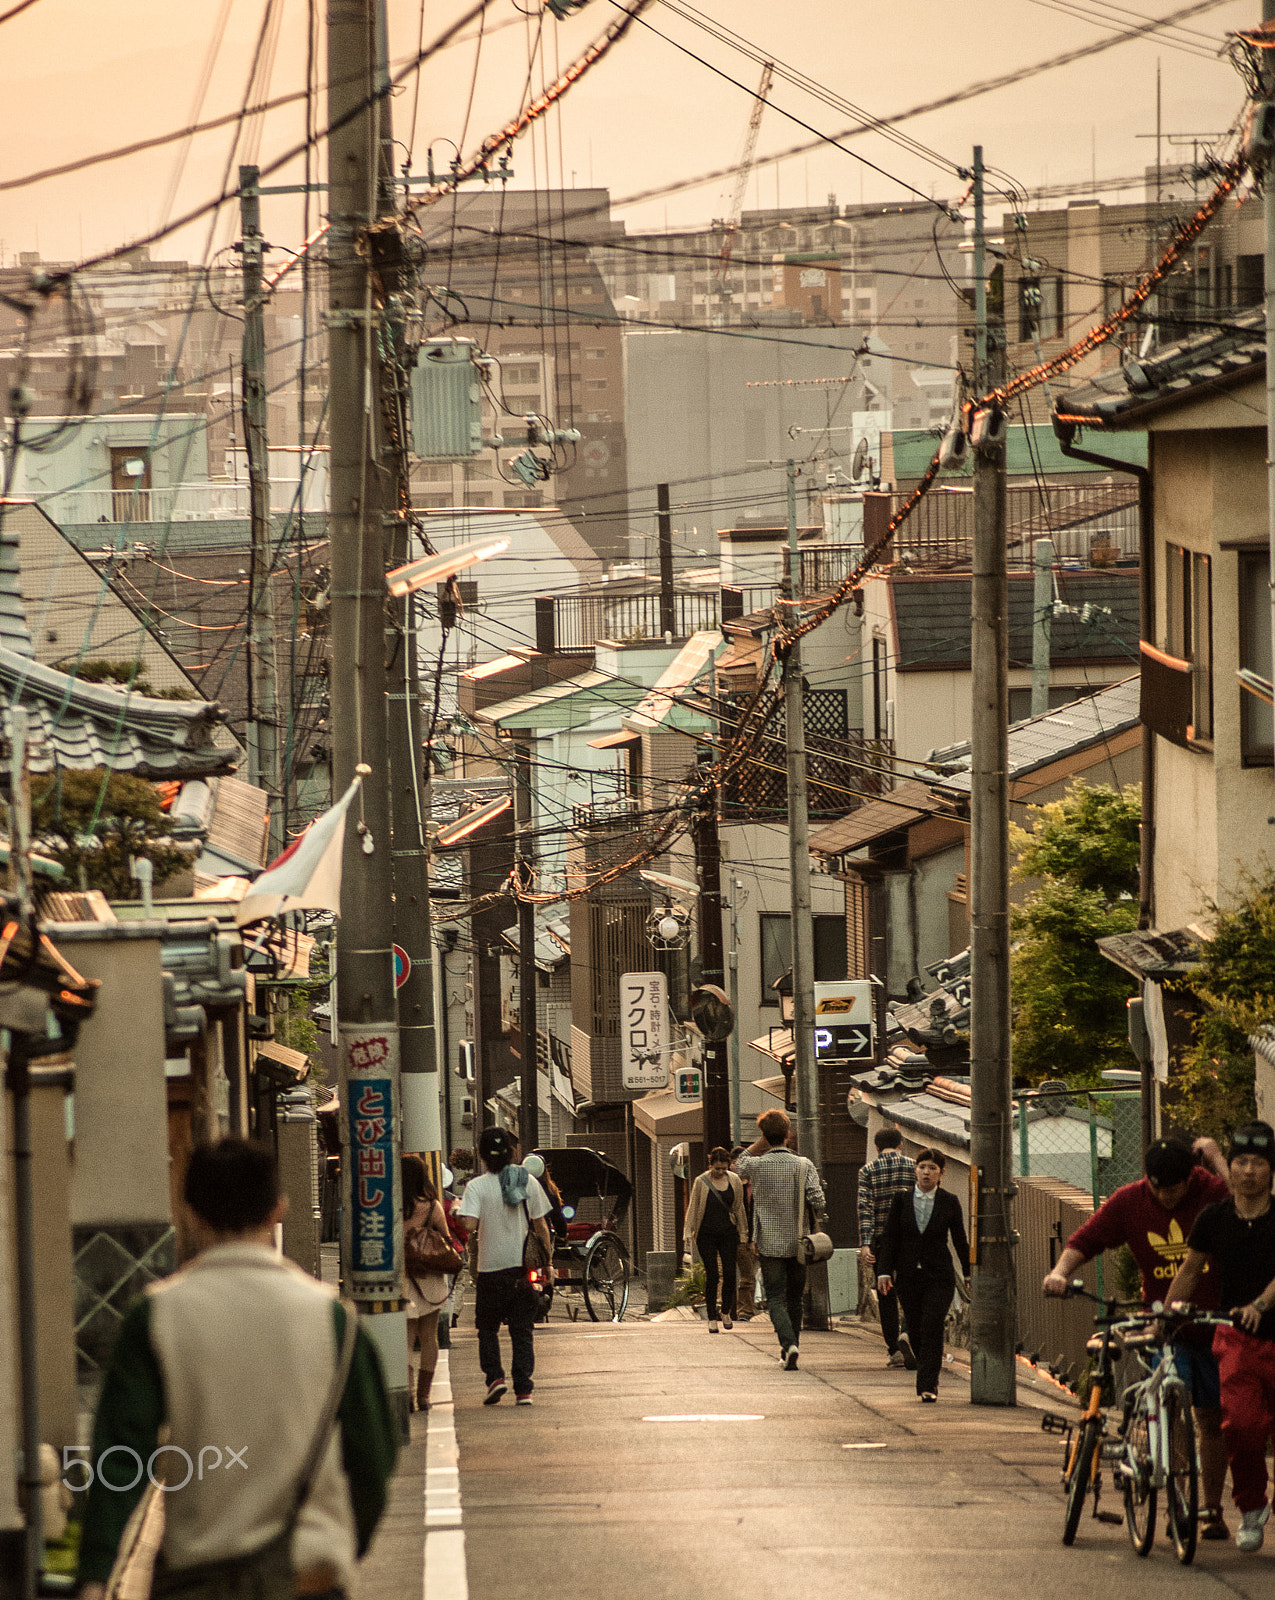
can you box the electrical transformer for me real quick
[410,337,483,459]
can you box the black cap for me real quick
[1144,1138,1194,1186]
[1229,1121,1275,1163]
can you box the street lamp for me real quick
[384,534,511,597]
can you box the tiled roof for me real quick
[0,648,232,777]
[929,676,1140,792]
[891,569,1139,672]
[808,779,948,858]
[1096,924,1203,980]
[1053,307,1265,428]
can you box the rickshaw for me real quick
[532,1146,633,1322]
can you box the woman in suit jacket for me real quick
[683,1148,749,1331]
[875,1147,970,1402]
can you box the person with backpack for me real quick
[457,1127,553,1406]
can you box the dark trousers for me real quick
[759,1255,806,1351]
[894,1272,953,1394]
[878,1280,902,1353]
[696,1228,738,1320]
[474,1266,535,1396]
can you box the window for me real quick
[871,635,888,742]
[585,347,607,360]
[759,913,848,1004]
[503,362,540,387]
[585,378,608,391]
[1164,543,1213,741]
[1008,685,1089,724]
[1240,551,1273,765]
[1238,254,1264,308]
[109,448,151,522]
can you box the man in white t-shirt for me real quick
[458,1126,553,1406]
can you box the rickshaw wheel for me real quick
[583,1234,630,1322]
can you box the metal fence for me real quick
[886,481,1139,569]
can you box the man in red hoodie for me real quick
[1043,1136,1230,1538]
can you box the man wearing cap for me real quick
[1044,1135,1231,1537]
[1168,1121,1275,1554]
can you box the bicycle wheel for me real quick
[1122,1412,1157,1556]
[1165,1389,1198,1565]
[1063,1417,1101,1545]
[583,1234,629,1322]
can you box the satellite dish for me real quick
[851,437,870,482]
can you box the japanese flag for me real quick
[233,777,360,926]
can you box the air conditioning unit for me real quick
[457,1040,475,1081]
[460,1095,475,1129]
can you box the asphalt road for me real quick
[359,1312,1275,1600]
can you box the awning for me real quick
[748,1027,794,1066]
[254,1039,310,1083]
[752,1074,790,1104]
[633,1083,702,1139]
[587,729,640,750]
[809,780,947,857]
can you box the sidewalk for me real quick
[357,1311,1273,1600]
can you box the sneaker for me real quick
[1200,1507,1230,1542]
[783,1346,799,1371]
[1237,1505,1270,1553]
[886,1349,906,1369]
[483,1379,507,1406]
[920,1391,938,1403]
[515,1393,533,1407]
[721,1315,733,1330]
[708,1320,720,1333]
[898,1338,917,1371]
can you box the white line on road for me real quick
[424,1351,467,1600]
[642,1413,764,1422]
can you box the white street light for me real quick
[385,535,511,598]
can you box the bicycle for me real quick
[1041,1282,1150,1545]
[1116,1304,1241,1565]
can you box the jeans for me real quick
[894,1272,954,1394]
[759,1255,806,1351]
[1214,1324,1275,1512]
[474,1266,535,1396]
[696,1229,738,1320]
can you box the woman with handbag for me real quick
[402,1155,461,1412]
[874,1147,971,1403]
[682,1148,748,1331]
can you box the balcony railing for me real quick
[884,481,1139,568]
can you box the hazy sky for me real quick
[0,0,1260,268]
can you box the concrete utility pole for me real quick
[784,460,820,1174]
[328,0,407,1424]
[657,481,675,639]
[1030,537,1054,718]
[968,145,1017,1406]
[239,165,281,852]
[515,735,540,1156]
[1264,0,1275,800]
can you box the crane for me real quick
[715,60,774,314]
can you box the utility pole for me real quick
[239,165,282,852]
[328,0,406,1424]
[515,735,540,1155]
[1263,0,1275,805]
[968,145,1017,1406]
[657,481,675,639]
[693,777,730,1151]
[1030,537,1054,718]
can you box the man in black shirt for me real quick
[1167,1121,1275,1554]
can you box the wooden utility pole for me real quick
[693,777,730,1151]
[968,145,1017,1406]
[515,735,540,1155]
[328,0,406,1419]
[239,165,281,851]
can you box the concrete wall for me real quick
[883,843,966,992]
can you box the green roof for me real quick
[474,669,646,732]
[890,423,1147,482]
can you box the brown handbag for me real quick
[406,1205,463,1278]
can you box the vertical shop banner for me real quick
[619,971,671,1091]
[341,1022,401,1300]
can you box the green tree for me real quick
[1170,869,1275,1138]
[29,768,190,899]
[1009,782,1141,1085]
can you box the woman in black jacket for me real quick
[875,1147,970,1403]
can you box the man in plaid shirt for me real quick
[858,1128,916,1369]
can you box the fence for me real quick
[885,481,1140,569]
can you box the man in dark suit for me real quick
[874,1147,970,1402]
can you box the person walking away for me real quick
[1167,1121,1275,1554]
[857,1128,917,1370]
[735,1110,826,1370]
[1043,1135,1231,1539]
[402,1154,451,1412]
[683,1147,748,1331]
[77,1138,397,1600]
[875,1148,969,1402]
[457,1127,553,1406]
[730,1146,758,1320]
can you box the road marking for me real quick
[842,1443,889,1450]
[424,1352,467,1600]
[642,1414,764,1423]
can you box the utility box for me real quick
[826,1247,859,1317]
[411,337,483,459]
